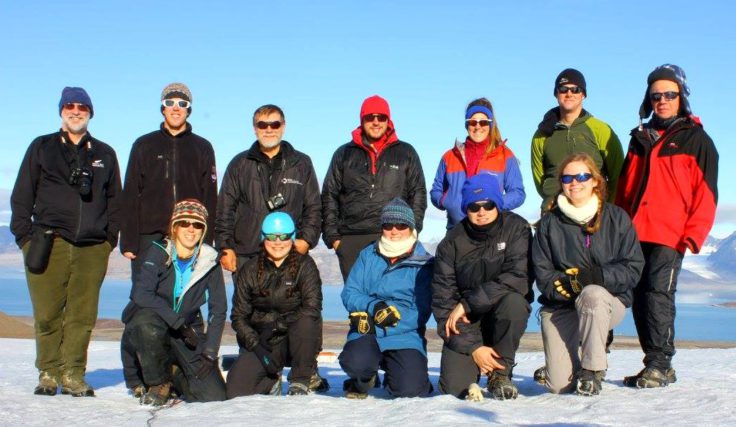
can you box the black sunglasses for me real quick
[263,233,293,241]
[557,86,583,94]
[363,114,389,123]
[176,220,205,230]
[649,91,680,102]
[256,121,283,130]
[467,201,496,213]
[466,119,492,127]
[381,223,410,231]
[560,173,593,184]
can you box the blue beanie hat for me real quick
[380,197,416,229]
[59,87,94,118]
[461,174,504,213]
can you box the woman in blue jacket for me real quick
[339,198,433,399]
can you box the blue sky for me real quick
[2,0,734,241]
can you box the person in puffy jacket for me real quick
[120,199,227,406]
[339,198,433,399]
[431,97,525,229]
[533,153,644,396]
[432,174,533,401]
[227,212,323,397]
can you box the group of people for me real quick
[10,63,718,404]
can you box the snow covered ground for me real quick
[1,339,735,426]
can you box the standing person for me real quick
[616,64,718,388]
[121,199,227,405]
[531,68,624,210]
[10,87,121,396]
[432,174,533,401]
[431,97,525,229]
[339,198,434,399]
[322,95,427,281]
[533,154,644,396]
[227,212,323,397]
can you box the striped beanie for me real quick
[169,198,208,237]
[380,197,416,230]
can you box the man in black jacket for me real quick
[432,174,532,401]
[120,82,218,283]
[10,87,122,397]
[322,95,427,281]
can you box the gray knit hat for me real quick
[161,82,192,102]
[380,198,416,229]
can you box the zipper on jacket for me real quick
[172,136,178,203]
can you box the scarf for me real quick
[557,193,599,225]
[378,229,418,258]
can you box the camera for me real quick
[267,193,286,211]
[69,167,94,196]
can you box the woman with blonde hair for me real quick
[532,153,644,396]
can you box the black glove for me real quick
[575,266,604,287]
[554,269,584,300]
[253,344,281,377]
[373,301,401,328]
[349,312,375,334]
[259,319,289,348]
[178,324,199,350]
[195,353,217,379]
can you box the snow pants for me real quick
[632,242,683,370]
[339,334,432,398]
[121,308,226,402]
[540,285,626,394]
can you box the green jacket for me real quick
[531,107,623,209]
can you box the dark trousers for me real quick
[339,335,432,398]
[438,292,530,398]
[336,233,380,281]
[121,308,226,402]
[632,242,683,370]
[226,315,321,398]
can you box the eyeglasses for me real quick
[467,201,496,213]
[263,233,293,241]
[162,99,191,109]
[362,114,389,123]
[255,121,283,130]
[176,220,205,230]
[557,86,583,94]
[560,173,593,184]
[62,103,90,113]
[381,223,410,231]
[466,119,492,127]
[649,91,680,102]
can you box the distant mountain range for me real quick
[705,232,736,277]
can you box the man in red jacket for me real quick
[616,64,718,388]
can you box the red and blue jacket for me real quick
[430,140,525,229]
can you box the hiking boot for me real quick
[576,369,604,396]
[269,376,283,396]
[309,372,330,392]
[130,384,146,399]
[533,366,547,386]
[34,371,59,396]
[487,371,518,400]
[60,372,95,397]
[343,375,376,399]
[624,367,676,388]
[141,382,171,406]
[287,382,310,396]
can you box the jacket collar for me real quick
[159,122,193,138]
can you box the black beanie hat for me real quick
[554,68,587,96]
[639,64,691,119]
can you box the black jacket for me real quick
[121,241,227,358]
[532,202,644,309]
[432,213,533,354]
[120,123,218,254]
[10,131,121,248]
[321,140,427,248]
[231,251,322,351]
[215,141,321,257]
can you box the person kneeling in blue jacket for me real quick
[340,198,434,399]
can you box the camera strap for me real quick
[257,157,287,206]
[59,132,94,171]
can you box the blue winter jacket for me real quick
[341,241,434,355]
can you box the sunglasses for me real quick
[62,103,90,113]
[263,233,293,241]
[560,173,593,184]
[162,99,191,109]
[649,91,680,102]
[557,86,584,94]
[466,119,492,127]
[362,114,389,123]
[467,201,496,213]
[255,121,283,130]
[176,220,205,230]
[382,223,410,231]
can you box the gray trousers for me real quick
[540,285,626,394]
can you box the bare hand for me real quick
[471,346,505,375]
[445,303,470,337]
[220,249,237,272]
[294,239,310,255]
[332,240,341,250]
[123,251,136,260]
